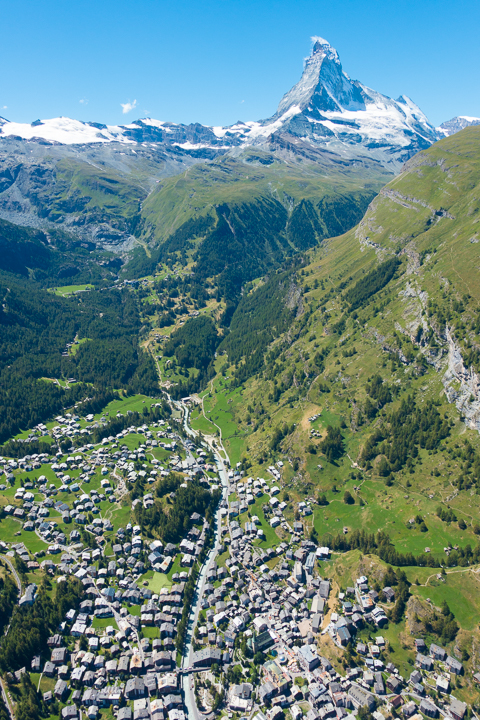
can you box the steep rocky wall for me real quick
[443,326,480,431]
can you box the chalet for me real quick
[446,656,463,675]
[319,581,330,599]
[54,680,68,701]
[62,707,78,720]
[436,677,450,694]
[43,662,55,677]
[386,676,402,694]
[118,656,130,676]
[118,709,132,720]
[416,653,433,671]
[429,643,446,661]
[419,700,437,718]
[125,678,145,699]
[449,700,467,720]
[336,627,351,646]
[163,695,182,711]
[382,587,395,602]
[51,647,68,665]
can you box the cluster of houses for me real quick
[0,412,219,550]
[226,474,313,540]
[0,405,173,450]
[0,402,475,720]
[24,625,185,720]
[0,410,225,720]
[5,510,217,720]
[210,475,472,720]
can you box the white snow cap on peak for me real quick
[309,36,339,62]
[311,36,330,47]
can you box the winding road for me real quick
[172,400,230,720]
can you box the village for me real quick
[0,399,473,720]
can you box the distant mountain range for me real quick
[1,37,477,171]
[0,37,478,259]
[436,115,480,137]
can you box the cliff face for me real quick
[444,327,480,432]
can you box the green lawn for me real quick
[167,554,184,580]
[90,394,159,423]
[225,434,248,466]
[92,617,118,629]
[357,619,413,679]
[413,569,480,630]
[312,475,480,557]
[147,572,172,593]
[49,284,94,297]
[107,503,133,533]
[69,337,91,355]
[141,626,160,639]
[0,517,48,551]
[190,407,217,436]
[239,494,280,549]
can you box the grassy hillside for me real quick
[148,127,480,560]
[140,150,389,242]
[127,151,390,286]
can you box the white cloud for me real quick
[121,99,137,114]
[79,98,88,105]
[2,105,7,110]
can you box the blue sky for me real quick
[1,0,479,128]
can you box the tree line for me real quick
[321,528,480,568]
[344,257,401,310]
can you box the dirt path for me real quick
[198,382,227,460]
[419,564,480,587]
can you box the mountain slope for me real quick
[133,150,389,287]
[174,126,480,517]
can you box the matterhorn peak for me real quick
[311,36,331,51]
[310,36,338,58]
[309,36,341,68]
[275,36,361,117]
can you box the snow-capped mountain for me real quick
[263,37,438,170]
[0,115,227,149]
[436,116,480,137]
[0,37,477,254]
[0,38,457,172]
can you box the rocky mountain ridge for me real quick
[1,38,470,171]
[0,38,476,260]
[436,115,480,137]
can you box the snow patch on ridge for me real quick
[0,117,135,145]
